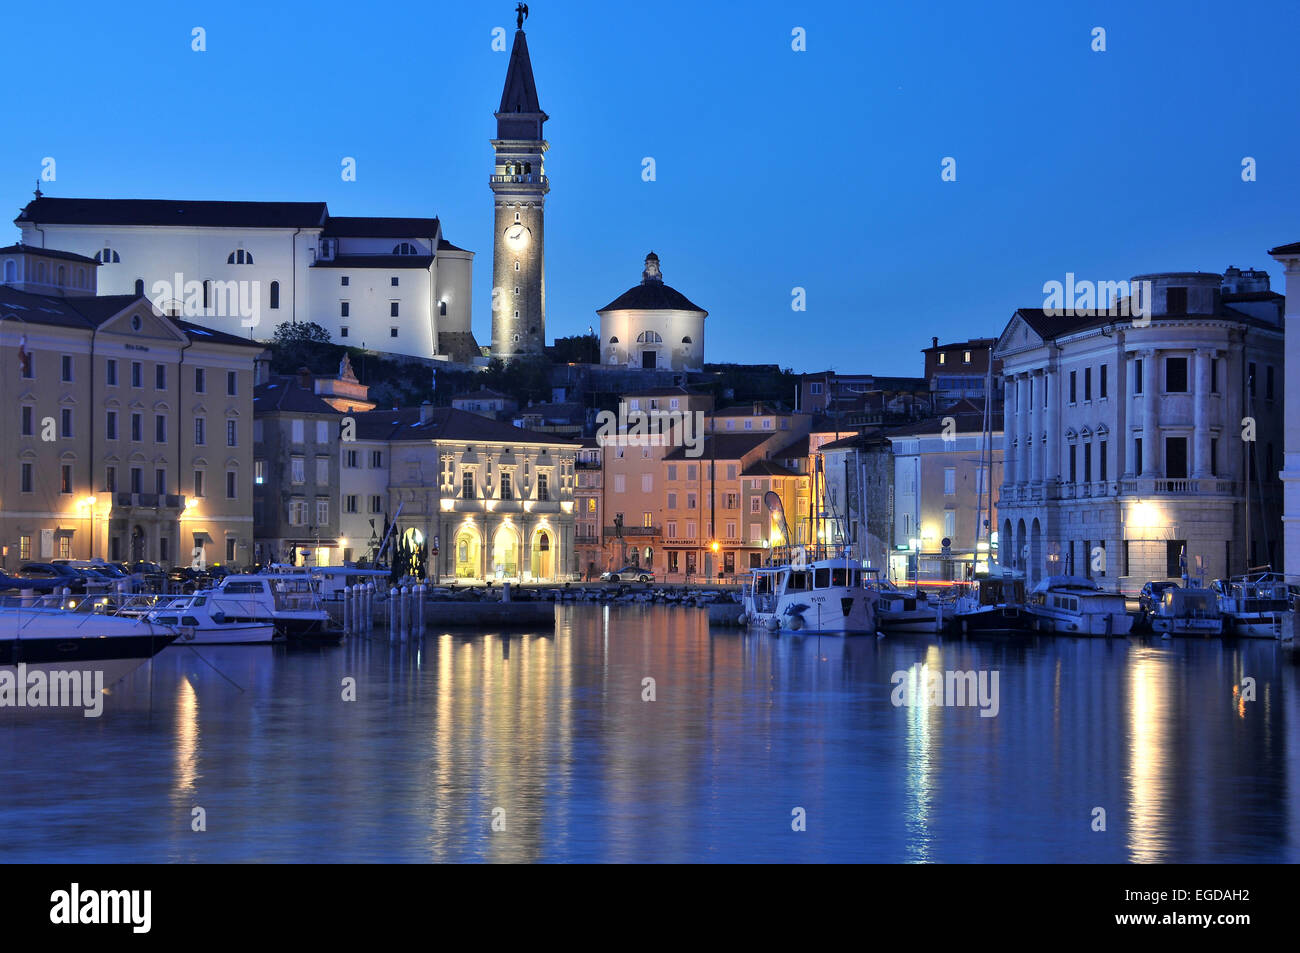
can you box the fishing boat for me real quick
[208,574,338,641]
[951,569,1031,634]
[1149,586,1223,637]
[1212,571,1292,639]
[0,596,178,684]
[142,592,277,645]
[741,478,877,635]
[1024,576,1134,636]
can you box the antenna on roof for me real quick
[33,180,42,200]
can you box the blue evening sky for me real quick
[4,0,1297,373]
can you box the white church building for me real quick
[11,195,480,363]
[598,252,707,371]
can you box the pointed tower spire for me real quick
[496,17,547,140]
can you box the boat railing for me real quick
[0,592,159,632]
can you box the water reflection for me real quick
[0,608,1296,862]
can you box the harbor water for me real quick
[1,605,1298,862]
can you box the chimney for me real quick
[296,366,312,390]
[931,336,939,348]
[420,400,434,424]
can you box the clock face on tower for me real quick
[504,223,531,250]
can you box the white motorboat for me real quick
[869,573,948,633]
[742,554,878,635]
[209,574,338,641]
[0,596,179,684]
[1212,572,1292,640]
[143,592,277,645]
[1025,576,1134,636]
[1149,587,1223,637]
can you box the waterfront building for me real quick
[598,253,707,371]
[995,269,1284,591]
[797,370,932,427]
[574,438,603,579]
[819,430,896,573]
[887,401,1004,582]
[0,242,262,569]
[1267,245,1300,580]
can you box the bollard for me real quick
[399,585,409,641]
[20,588,34,609]
[503,582,512,604]
[343,585,353,635]
[389,587,399,641]
[366,583,375,631]
[415,584,425,632]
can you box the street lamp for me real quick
[80,496,97,559]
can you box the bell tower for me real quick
[490,6,549,359]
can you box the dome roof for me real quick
[596,252,707,315]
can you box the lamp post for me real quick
[81,496,97,560]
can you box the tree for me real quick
[271,321,332,346]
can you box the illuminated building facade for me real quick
[995,269,1285,591]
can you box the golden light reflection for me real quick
[902,643,944,862]
[173,675,199,796]
[1126,651,1171,863]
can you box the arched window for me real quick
[270,281,280,309]
[392,242,419,256]
[3,260,15,283]
[93,248,121,263]
[681,336,693,344]
[636,331,662,343]
[227,249,253,265]
[134,278,145,296]
[608,336,619,344]
[439,301,447,316]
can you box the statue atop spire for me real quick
[515,2,529,29]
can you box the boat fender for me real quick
[738,614,748,626]
[212,609,225,623]
[789,614,804,631]
[764,616,779,632]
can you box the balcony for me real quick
[576,459,601,470]
[1119,478,1239,496]
[606,525,660,538]
[114,492,186,510]
[490,173,549,187]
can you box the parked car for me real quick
[1138,580,1180,622]
[600,565,654,584]
[167,566,213,593]
[10,562,90,594]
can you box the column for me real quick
[1044,365,1060,483]
[1192,348,1211,478]
[1003,375,1018,490]
[1030,370,1044,484]
[1141,348,1157,477]
[1013,374,1024,483]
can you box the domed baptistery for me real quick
[597,252,707,371]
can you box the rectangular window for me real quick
[60,465,73,493]
[227,371,237,396]
[316,500,328,524]
[390,301,399,317]
[1135,437,1143,476]
[462,471,475,499]
[1165,436,1188,479]
[370,495,383,513]
[316,458,329,484]
[1084,367,1092,401]
[750,496,761,513]
[20,406,32,437]
[1069,444,1077,482]
[340,301,350,317]
[226,471,237,499]
[130,467,142,494]
[1099,441,1108,482]
[106,411,119,440]
[1211,437,1218,477]
[155,414,167,443]
[19,535,31,560]
[341,276,349,287]
[1166,287,1187,313]
[667,465,678,481]
[668,492,678,509]
[132,362,143,387]
[58,536,71,560]
[105,466,116,493]
[1165,357,1188,393]
[370,451,382,468]
[500,473,513,500]
[1210,359,1218,395]
[254,460,265,485]
[641,474,653,493]
[194,417,205,446]
[60,408,73,439]
[226,419,237,447]
[291,419,304,444]
[316,420,329,444]
[345,495,358,513]
[105,359,117,386]
[193,470,204,498]
[391,276,399,287]
[345,450,358,468]
[687,493,697,510]
[1083,443,1092,483]
[1069,370,1077,403]
[944,468,955,495]
[1133,358,1143,395]
[195,367,206,393]
[1099,364,1108,399]
[537,473,549,501]
[155,365,166,390]
[292,457,305,484]
[390,328,398,338]
[155,468,166,495]
[21,462,33,493]
[61,354,73,382]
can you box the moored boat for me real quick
[1025,576,1134,636]
[143,592,277,645]
[209,574,338,642]
[1212,572,1292,640]
[952,570,1031,634]
[1149,586,1223,637]
[742,553,878,635]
